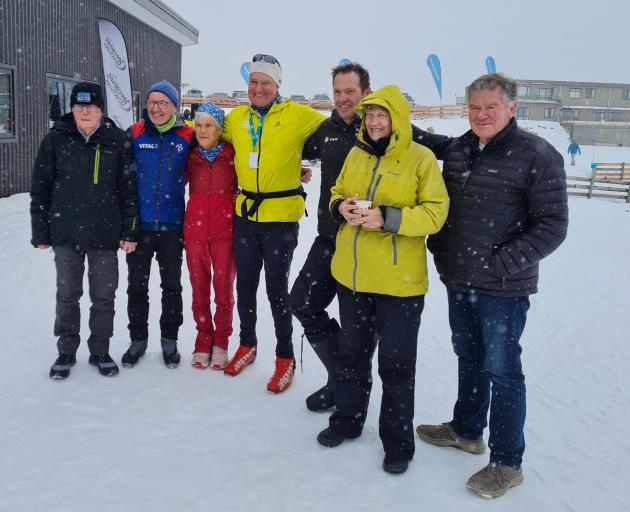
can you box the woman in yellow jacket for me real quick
[316,85,449,474]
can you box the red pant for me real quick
[185,239,236,352]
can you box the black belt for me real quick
[240,187,307,219]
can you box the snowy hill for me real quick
[2,143,630,512]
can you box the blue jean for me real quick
[447,289,530,468]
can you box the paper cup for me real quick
[354,200,372,209]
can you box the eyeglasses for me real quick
[252,54,280,66]
[72,104,100,113]
[147,99,172,109]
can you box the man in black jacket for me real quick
[290,62,451,412]
[415,74,568,498]
[30,82,138,379]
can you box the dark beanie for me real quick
[70,82,105,111]
[147,80,179,107]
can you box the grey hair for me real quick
[466,73,517,105]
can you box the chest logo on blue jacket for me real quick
[175,143,184,153]
[139,143,159,149]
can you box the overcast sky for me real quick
[161,0,630,105]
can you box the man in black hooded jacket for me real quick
[289,62,451,412]
[30,82,138,380]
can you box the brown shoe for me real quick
[415,422,486,454]
[467,463,524,498]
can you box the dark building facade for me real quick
[0,0,198,197]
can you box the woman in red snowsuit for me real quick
[184,102,237,369]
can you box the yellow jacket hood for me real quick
[356,85,412,159]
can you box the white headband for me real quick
[249,61,282,87]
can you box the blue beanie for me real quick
[195,102,225,130]
[147,80,179,107]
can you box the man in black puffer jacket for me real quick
[416,74,568,498]
[30,82,138,380]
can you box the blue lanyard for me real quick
[248,112,267,150]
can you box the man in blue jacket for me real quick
[567,140,581,165]
[122,81,194,369]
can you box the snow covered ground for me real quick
[1,122,630,511]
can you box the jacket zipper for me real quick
[365,158,382,200]
[255,123,262,222]
[392,234,398,265]
[352,225,362,292]
[352,157,382,291]
[448,152,477,277]
[154,134,164,225]
[93,144,101,184]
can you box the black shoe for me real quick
[317,427,346,448]
[162,347,181,369]
[89,353,119,377]
[121,340,148,368]
[383,457,409,474]
[49,353,76,379]
[306,384,335,412]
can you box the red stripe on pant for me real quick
[185,238,236,352]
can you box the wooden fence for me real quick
[567,162,630,202]
[410,105,468,119]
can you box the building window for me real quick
[47,75,79,128]
[593,110,605,121]
[608,110,621,121]
[537,87,554,100]
[0,66,15,140]
[560,108,578,121]
[516,107,529,120]
[544,108,556,119]
[569,88,582,99]
[517,86,530,98]
[585,88,596,98]
[623,89,630,100]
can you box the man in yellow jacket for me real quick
[316,85,449,474]
[221,54,325,393]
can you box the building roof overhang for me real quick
[106,0,198,46]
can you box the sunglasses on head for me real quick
[253,54,280,66]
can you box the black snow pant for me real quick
[126,230,183,343]
[234,216,298,359]
[330,284,425,462]
[289,235,340,340]
[53,245,118,355]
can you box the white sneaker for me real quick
[191,352,210,369]
[210,347,228,370]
